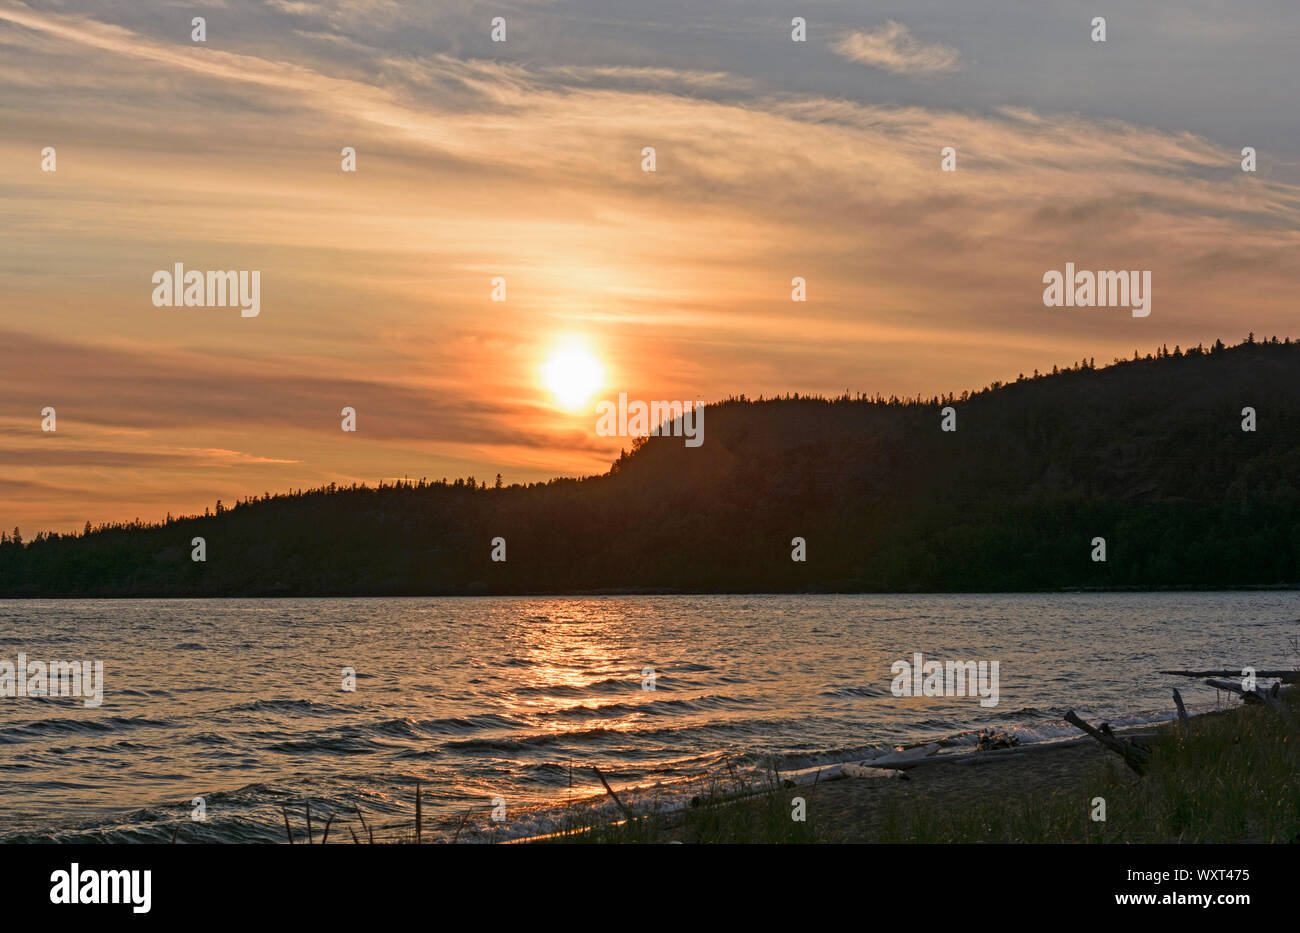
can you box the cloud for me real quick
[831,21,961,75]
[0,329,595,452]
[2,1,1299,532]
[540,64,754,94]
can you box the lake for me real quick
[1,593,1295,842]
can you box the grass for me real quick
[875,694,1300,843]
[547,762,823,844]
[547,689,1298,844]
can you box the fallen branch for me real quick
[1064,710,1151,774]
[451,807,472,844]
[855,742,941,770]
[592,765,633,820]
[1172,688,1189,727]
[1160,669,1299,684]
[1205,678,1288,714]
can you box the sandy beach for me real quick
[808,737,1140,842]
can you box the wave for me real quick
[818,685,892,698]
[546,693,755,720]
[218,698,348,715]
[0,715,175,739]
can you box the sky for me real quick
[1,0,1298,533]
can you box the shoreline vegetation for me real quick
[3,338,1299,598]
[540,681,1300,844]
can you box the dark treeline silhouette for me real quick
[3,337,1298,596]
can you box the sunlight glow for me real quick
[541,345,605,412]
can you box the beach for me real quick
[806,736,1138,842]
[550,701,1299,844]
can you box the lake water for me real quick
[1,593,1296,842]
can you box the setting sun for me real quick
[541,345,605,412]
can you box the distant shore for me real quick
[5,584,1299,600]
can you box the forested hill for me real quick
[3,338,1299,596]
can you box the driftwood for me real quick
[1064,709,1151,774]
[450,807,472,844]
[1160,669,1299,684]
[857,742,941,770]
[1172,688,1189,726]
[592,765,633,820]
[1204,677,1289,714]
[975,729,1021,751]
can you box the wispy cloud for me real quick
[831,21,961,75]
[2,1,1297,532]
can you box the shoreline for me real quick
[5,585,1299,600]
[530,700,1299,843]
[493,720,1170,845]
[450,706,1202,844]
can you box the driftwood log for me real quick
[1171,688,1189,727]
[1065,672,1296,782]
[1063,709,1152,774]
[592,765,634,820]
[1160,669,1299,684]
[1204,677,1290,714]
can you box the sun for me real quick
[541,345,605,412]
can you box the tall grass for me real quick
[877,695,1299,843]
[551,764,822,844]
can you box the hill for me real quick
[2,338,1298,596]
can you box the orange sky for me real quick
[2,1,1298,532]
